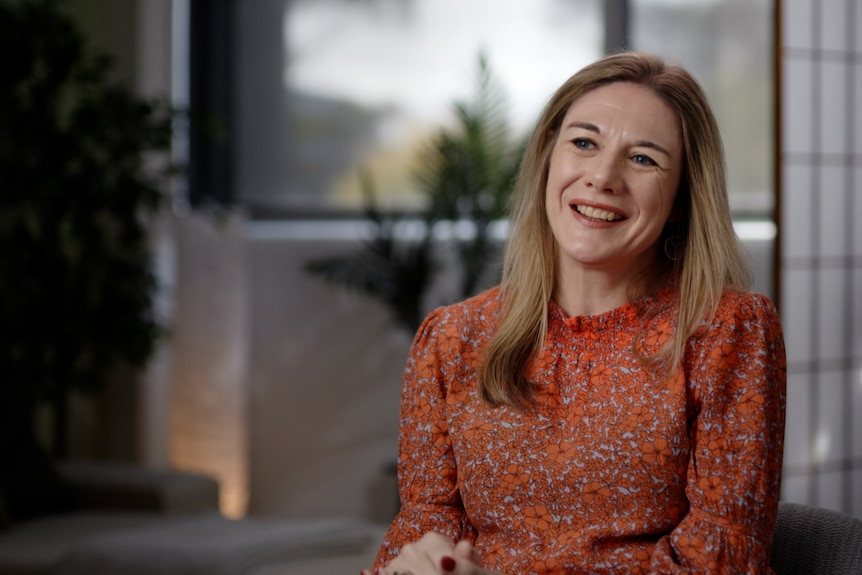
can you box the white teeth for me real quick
[575,205,622,222]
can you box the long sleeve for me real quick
[375,309,476,567]
[649,292,787,574]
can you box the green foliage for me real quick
[307,172,437,332]
[306,54,525,333]
[0,0,174,455]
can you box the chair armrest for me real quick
[57,459,221,516]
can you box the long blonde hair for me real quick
[479,51,752,407]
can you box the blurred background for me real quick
[3,0,859,536]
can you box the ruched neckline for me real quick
[549,282,676,334]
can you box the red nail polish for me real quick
[441,556,456,572]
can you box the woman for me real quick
[366,51,786,575]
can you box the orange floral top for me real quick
[375,285,786,574]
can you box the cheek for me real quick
[649,178,680,222]
[546,146,578,188]
[544,181,561,225]
[545,155,567,207]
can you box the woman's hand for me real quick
[363,532,501,575]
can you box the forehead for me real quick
[561,82,681,148]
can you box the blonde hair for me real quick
[480,51,752,407]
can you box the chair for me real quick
[770,501,862,575]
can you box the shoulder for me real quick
[710,289,781,330]
[404,288,501,379]
[683,289,787,413]
[415,288,502,340]
[689,289,784,353]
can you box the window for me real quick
[190,0,602,217]
[631,0,774,218]
[187,0,773,223]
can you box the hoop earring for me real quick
[663,235,682,261]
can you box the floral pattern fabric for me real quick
[375,285,786,574]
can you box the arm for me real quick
[650,293,787,574]
[374,309,477,568]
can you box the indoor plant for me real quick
[306,54,526,334]
[0,0,174,522]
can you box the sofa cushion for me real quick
[0,512,165,575]
[57,460,220,515]
[52,515,376,575]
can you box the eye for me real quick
[571,137,596,150]
[632,153,657,166]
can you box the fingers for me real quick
[453,540,479,564]
[373,531,455,575]
[436,541,482,574]
[365,533,484,575]
[362,557,457,575]
[402,531,453,571]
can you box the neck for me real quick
[553,269,632,317]
[553,252,662,317]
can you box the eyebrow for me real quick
[565,121,674,158]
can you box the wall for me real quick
[244,225,408,523]
[778,0,862,517]
[167,212,250,519]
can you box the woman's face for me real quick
[545,81,683,283]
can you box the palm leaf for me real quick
[306,53,523,332]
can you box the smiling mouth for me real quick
[573,205,624,222]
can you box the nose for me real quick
[583,153,623,193]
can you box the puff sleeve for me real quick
[649,292,787,574]
[374,308,477,567]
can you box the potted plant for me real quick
[0,0,174,523]
[306,54,526,334]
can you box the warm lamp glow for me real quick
[167,212,250,518]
